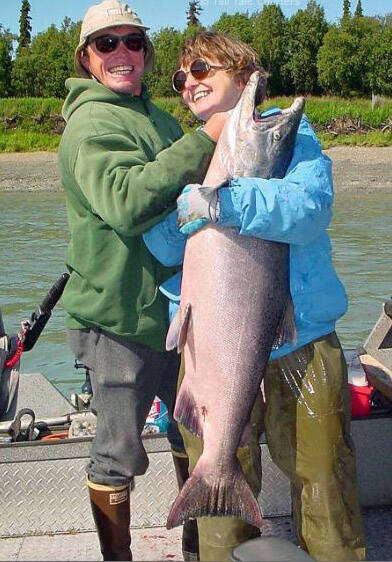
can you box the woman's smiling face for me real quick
[180,59,245,122]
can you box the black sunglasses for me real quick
[172,58,229,93]
[90,33,146,54]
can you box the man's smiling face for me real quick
[82,25,145,95]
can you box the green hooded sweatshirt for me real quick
[58,78,215,351]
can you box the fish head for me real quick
[218,72,305,180]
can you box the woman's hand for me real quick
[177,184,220,235]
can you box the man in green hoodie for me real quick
[58,1,226,559]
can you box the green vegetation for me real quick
[1,1,392,99]
[1,95,391,152]
[0,97,62,117]
[319,131,392,148]
[0,0,391,150]
[17,0,32,53]
[259,96,392,127]
[0,131,60,152]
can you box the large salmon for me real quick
[166,72,305,529]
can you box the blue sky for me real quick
[1,0,391,37]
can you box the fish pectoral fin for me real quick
[166,459,262,529]
[166,303,191,352]
[272,294,297,350]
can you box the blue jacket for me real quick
[143,113,347,360]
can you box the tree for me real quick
[366,26,392,95]
[375,13,392,28]
[0,25,14,97]
[182,22,205,41]
[252,4,287,96]
[342,0,351,25]
[10,52,43,97]
[318,17,382,95]
[213,12,253,44]
[144,27,183,98]
[284,1,328,94]
[317,26,356,95]
[186,1,202,27]
[354,0,363,17]
[18,0,32,51]
[384,13,392,27]
[11,19,81,97]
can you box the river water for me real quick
[1,191,391,398]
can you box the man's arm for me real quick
[73,128,215,237]
[71,109,227,238]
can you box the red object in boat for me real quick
[349,383,373,417]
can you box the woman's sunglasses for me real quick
[90,33,146,54]
[172,58,228,93]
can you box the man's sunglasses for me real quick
[172,58,228,93]
[90,33,146,54]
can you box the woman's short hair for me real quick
[178,30,268,102]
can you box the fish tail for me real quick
[166,460,262,530]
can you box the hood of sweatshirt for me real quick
[62,78,151,122]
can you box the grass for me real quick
[261,95,392,128]
[0,131,61,152]
[319,131,392,148]
[0,95,391,151]
[0,97,63,115]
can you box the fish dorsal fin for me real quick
[166,303,191,352]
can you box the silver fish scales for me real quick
[166,72,305,529]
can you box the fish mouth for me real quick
[239,72,305,126]
[253,97,306,125]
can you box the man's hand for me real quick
[202,112,229,143]
[177,184,219,236]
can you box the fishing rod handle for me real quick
[40,272,70,313]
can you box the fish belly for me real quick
[167,225,289,529]
[178,225,289,457]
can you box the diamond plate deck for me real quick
[0,441,290,538]
[1,416,391,538]
[1,509,391,561]
[0,448,178,537]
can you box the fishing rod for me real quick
[5,272,70,368]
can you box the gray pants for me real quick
[68,328,184,486]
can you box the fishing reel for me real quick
[70,360,93,411]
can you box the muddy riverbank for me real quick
[1,146,392,192]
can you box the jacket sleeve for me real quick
[218,116,334,245]
[73,123,215,238]
[142,210,186,267]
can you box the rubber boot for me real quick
[87,476,132,561]
[172,451,200,561]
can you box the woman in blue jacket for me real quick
[144,31,366,562]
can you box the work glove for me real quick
[177,183,220,236]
